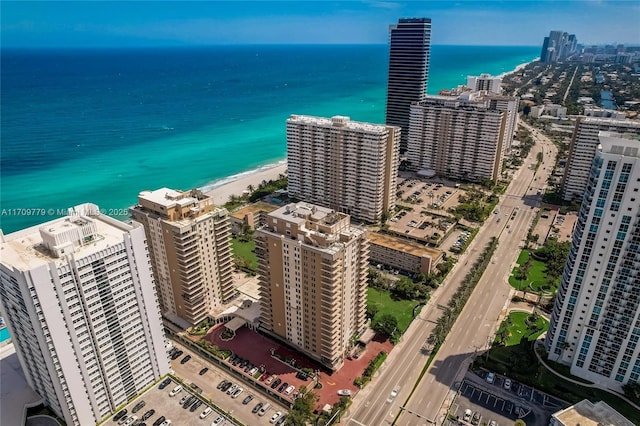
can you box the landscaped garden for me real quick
[509,248,563,294]
[366,287,421,341]
[231,237,258,273]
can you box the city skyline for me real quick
[2,1,639,48]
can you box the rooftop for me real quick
[552,400,634,426]
[138,187,204,208]
[1,203,135,271]
[368,231,443,259]
[287,114,396,134]
[231,201,279,220]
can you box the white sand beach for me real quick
[204,162,288,206]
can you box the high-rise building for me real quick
[545,132,640,390]
[541,37,552,63]
[0,204,169,426]
[286,114,400,223]
[130,188,234,326]
[562,117,640,202]
[466,73,502,94]
[385,17,432,153]
[540,30,577,63]
[255,202,369,371]
[406,92,510,182]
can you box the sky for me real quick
[1,1,639,48]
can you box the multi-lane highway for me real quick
[347,124,558,426]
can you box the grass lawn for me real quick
[367,288,419,334]
[500,311,548,346]
[231,237,258,270]
[508,250,557,293]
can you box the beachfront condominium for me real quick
[0,204,169,426]
[130,188,234,326]
[386,17,431,153]
[545,132,640,391]
[540,30,577,63]
[286,114,400,223]
[254,202,368,371]
[406,91,511,182]
[562,117,640,202]
[466,73,502,94]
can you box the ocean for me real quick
[1,45,539,233]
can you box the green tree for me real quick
[373,314,398,337]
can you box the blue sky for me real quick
[2,1,639,48]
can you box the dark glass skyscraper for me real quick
[385,18,431,153]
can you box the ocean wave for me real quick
[199,159,287,193]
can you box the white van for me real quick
[258,402,271,416]
[169,385,183,397]
[200,406,213,419]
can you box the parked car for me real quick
[212,415,225,426]
[169,385,182,397]
[270,378,282,389]
[170,350,183,360]
[231,387,243,399]
[504,378,512,390]
[472,411,481,425]
[242,395,254,405]
[269,411,283,424]
[152,417,165,426]
[199,367,208,375]
[275,415,287,426]
[486,372,495,384]
[252,402,263,414]
[284,385,295,395]
[132,401,146,413]
[226,384,238,395]
[463,409,472,422]
[217,380,228,390]
[265,375,277,385]
[141,409,155,421]
[277,382,288,393]
[248,367,258,376]
[114,409,128,421]
[199,407,213,419]
[117,415,130,425]
[158,377,172,389]
[189,399,203,412]
[295,372,309,381]
[123,416,137,426]
[180,355,191,364]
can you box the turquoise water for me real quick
[0,327,10,343]
[1,45,539,233]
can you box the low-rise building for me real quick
[368,232,443,276]
[550,400,634,426]
[229,201,279,235]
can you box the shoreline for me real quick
[203,160,288,206]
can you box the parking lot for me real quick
[448,371,566,426]
[107,376,239,426]
[169,343,289,426]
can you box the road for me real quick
[346,123,558,426]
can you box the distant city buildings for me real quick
[0,205,169,426]
[286,114,400,223]
[545,132,640,390]
[406,90,519,182]
[540,30,578,63]
[562,117,640,202]
[466,73,502,94]
[130,188,234,326]
[254,202,368,371]
[386,17,432,153]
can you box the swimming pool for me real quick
[0,327,10,343]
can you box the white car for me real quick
[284,385,295,395]
[200,407,213,419]
[463,409,472,421]
[504,378,512,390]
[269,411,283,424]
[212,415,225,426]
[123,416,137,426]
[486,372,495,384]
[231,387,243,398]
[169,385,182,397]
[386,387,399,403]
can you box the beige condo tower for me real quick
[130,187,234,326]
[255,202,369,371]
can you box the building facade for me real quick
[406,93,508,182]
[562,117,640,202]
[385,17,431,152]
[368,232,443,276]
[0,204,169,426]
[545,132,640,390]
[466,73,502,94]
[286,114,400,223]
[130,188,234,326]
[255,202,369,371]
